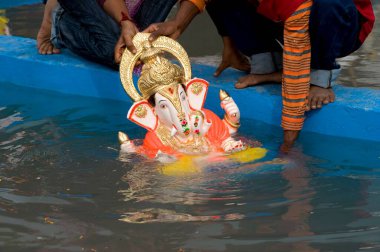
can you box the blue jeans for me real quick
[52,0,177,68]
[207,0,362,88]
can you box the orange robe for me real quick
[141,109,230,158]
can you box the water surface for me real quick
[1,83,380,251]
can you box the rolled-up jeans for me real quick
[206,0,362,88]
[50,0,177,68]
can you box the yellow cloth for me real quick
[0,11,9,36]
[160,147,267,177]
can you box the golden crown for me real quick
[137,49,184,99]
[119,33,192,102]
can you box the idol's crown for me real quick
[137,47,184,99]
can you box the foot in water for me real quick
[235,72,335,110]
[234,72,282,89]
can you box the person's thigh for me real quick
[309,0,361,70]
[57,0,120,67]
[207,0,283,56]
[134,0,177,30]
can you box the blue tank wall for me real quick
[0,36,379,142]
[0,0,41,8]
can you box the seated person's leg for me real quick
[56,0,120,67]
[207,0,283,88]
[308,0,361,109]
[37,0,61,55]
[133,0,177,30]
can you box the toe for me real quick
[317,98,323,108]
[234,82,247,89]
[305,97,311,111]
[53,47,61,54]
[329,90,336,102]
[310,97,317,110]
[323,97,329,104]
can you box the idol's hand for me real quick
[221,137,246,153]
[221,97,241,125]
[119,132,136,153]
[214,36,250,77]
[189,110,212,136]
[114,20,139,63]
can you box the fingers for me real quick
[143,24,159,34]
[114,25,138,63]
[214,61,229,77]
[149,29,163,42]
[123,28,138,54]
[114,37,124,64]
[125,36,137,54]
[147,22,178,41]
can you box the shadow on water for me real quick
[1,83,380,251]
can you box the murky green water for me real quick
[1,83,380,251]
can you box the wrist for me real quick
[224,115,240,128]
[119,11,134,26]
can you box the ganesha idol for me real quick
[118,33,247,159]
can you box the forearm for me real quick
[100,0,131,24]
[173,0,202,34]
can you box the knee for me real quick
[313,0,357,23]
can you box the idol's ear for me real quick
[185,78,209,111]
[127,100,158,132]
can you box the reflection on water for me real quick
[5,2,380,89]
[1,83,380,251]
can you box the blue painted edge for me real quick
[1,36,380,142]
[0,0,41,8]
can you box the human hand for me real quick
[114,20,139,64]
[143,20,182,42]
[214,37,250,77]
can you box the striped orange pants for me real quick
[282,0,312,131]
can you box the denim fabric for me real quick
[207,0,362,88]
[250,52,282,74]
[207,0,283,57]
[52,0,176,68]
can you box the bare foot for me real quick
[235,71,282,89]
[37,0,60,55]
[305,85,335,111]
[214,36,251,77]
[37,22,60,55]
